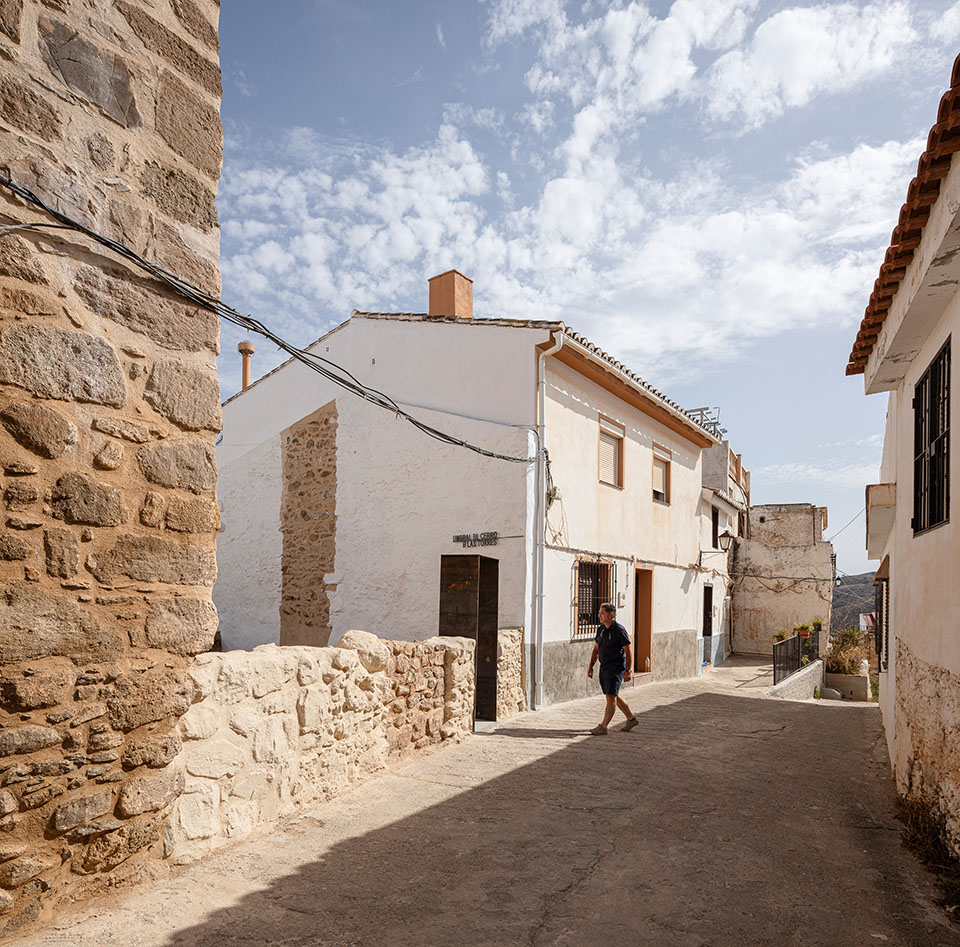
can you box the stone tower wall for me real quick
[0,0,222,936]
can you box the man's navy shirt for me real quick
[595,620,630,669]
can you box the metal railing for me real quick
[773,631,820,684]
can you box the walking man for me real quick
[587,603,638,734]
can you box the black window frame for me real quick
[913,337,950,535]
[875,578,889,673]
[711,507,720,549]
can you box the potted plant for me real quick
[773,630,788,641]
[812,619,823,633]
[795,623,811,639]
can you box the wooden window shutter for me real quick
[599,432,619,485]
[653,457,667,499]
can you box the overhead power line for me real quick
[0,174,536,466]
[825,506,865,543]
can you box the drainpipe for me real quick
[534,330,564,709]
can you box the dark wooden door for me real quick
[439,555,499,721]
[702,585,713,638]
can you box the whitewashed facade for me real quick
[849,58,960,853]
[216,278,747,706]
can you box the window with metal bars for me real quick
[573,558,616,639]
[913,337,950,534]
[876,578,889,672]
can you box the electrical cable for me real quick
[825,506,865,543]
[0,174,537,466]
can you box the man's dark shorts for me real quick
[599,665,625,696]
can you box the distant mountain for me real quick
[831,571,876,633]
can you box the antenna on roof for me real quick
[686,406,727,438]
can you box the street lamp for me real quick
[718,530,734,552]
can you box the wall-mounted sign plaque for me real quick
[452,531,498,548]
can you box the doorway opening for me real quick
[438,554,499,721]
[702,585,714,665]
[634,568,653,674]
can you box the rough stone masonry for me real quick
[0,0,222,937]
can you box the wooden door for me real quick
[634,568,653,673]
[439,555,499,721]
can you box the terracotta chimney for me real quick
[428,269,473,319]
[238,340,255,389]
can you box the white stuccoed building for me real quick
[215,270,745,710]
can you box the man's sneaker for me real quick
[589,724,608,735]
[621,717,639,732]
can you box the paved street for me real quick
[17,660,959,947]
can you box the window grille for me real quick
[913,338,950,533]
[573,558,616,639]
[876,578,889,672]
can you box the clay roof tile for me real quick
[847,54,960,374]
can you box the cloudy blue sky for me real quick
[216,0,960,576]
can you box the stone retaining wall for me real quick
[497,628,525,720]
[767,660,824,701]
[0,0,222,937]
[165,633,475,861]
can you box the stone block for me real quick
[88,533,216,586]
[228,707,259,737]
[184,739,244,779]
[0,0,21,42]
[164,495,220,533]
[173,780,218,840]
[117,2,221,96]
[38,16,140,128]
[0,76,61,138]
[0,236,44,285]
[140,161,218,232]
[0,583,122,663]
[44,528,79,578]
[86,132,114,171]
[180,702,220,741]
[51,789,113,832]
[297,688,331,734]
[51,473,126,526]
[116,768,184,816]
[139,492,166,528]
[0,856,51,888]
[73,265,219,355]
[3,482,36,511]
[122,733,181,770]
[144,359,221,432]
[170,0,218,51]
[337,630,390,673]
[0,672,66,711]
[92,417,150,444]
[156,70,222,177]
[186,654,219,701]
[145,597,218,655]
[252,718,287,764]
[0,725,61,757]
[75,814,161,873]
[0,324,125,407]
[0,401,77,459]
[138,440,217,495]
[0,535,29,561]
[94,441,124,470]
[107,670,195,732]
[229,771,271,802]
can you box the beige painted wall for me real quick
[731,506,833,655]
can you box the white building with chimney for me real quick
[215,270,746,712]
